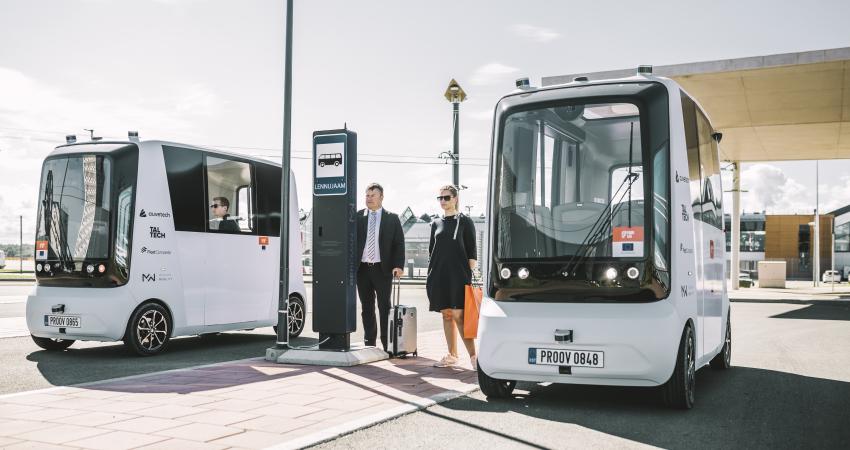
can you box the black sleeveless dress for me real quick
[426,214,477,312]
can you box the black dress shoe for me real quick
[364,341,376,347]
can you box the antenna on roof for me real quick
[83,129,102,141]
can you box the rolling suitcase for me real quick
[388,277,417,358]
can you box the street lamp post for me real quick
[444,79,467,187]
[20,215,23,273]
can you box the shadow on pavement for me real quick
[27,332,317,387]
[769,303,850,321]
[440,366,850,449]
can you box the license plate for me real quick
[528,348,604,368]
[44,315,81,328]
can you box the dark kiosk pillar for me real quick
[312,129,358,351]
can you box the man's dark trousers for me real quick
[357,262,392,349]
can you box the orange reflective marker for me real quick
[259,236,269,246]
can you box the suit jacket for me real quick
[357,208,405,276]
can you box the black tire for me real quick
[287,296,306,338]
[319,162,325,167]
[31,335,74,351]
[661,324,696,409]
[333,161,340,166]
[710,312,732,370]
[124,302,171,356]
[477,363,516,399]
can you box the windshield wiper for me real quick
[562,170,639,276]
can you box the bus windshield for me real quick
[495,102,649,261]
[36,155,112,264]
[491,85,671,301]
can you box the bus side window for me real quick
[205,155,255,234]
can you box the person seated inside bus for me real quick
[209,197,240,232]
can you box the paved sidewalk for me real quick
[729,280,850,303]
[0,330,479,450]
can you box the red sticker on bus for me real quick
[36,241,48,250]
[613,227,644,242]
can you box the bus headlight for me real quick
[45,264,52,272]
[98,264,106,273]
[626,267,640,279]
[605,267,618,280]
[500,267,512,279]
[517,267,530,280]
[86,264,95,274]
[36,264,42,272]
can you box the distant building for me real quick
[829,204,850,280]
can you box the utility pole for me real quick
[20,215,23,273]
[275,0,294,351]
[444,79,467,187]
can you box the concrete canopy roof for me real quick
[542,48,850,162]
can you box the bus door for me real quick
[203,156,267,325]
[695,110,724,353]
[683,94,707,358]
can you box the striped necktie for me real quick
[366,211,377,262]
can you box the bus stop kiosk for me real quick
[269,128,388,366]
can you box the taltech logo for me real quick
[149,226,166,239]
[139,209,171,218]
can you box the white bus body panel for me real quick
[27,141,305,342]
[478,76,729,387]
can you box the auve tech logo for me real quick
[139,209,171,218]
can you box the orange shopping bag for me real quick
[463,282,483,339]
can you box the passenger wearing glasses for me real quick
[427,185,477,368]
[210,197,240,232]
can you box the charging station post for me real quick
[312,129,358,351]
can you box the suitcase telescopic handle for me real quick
[393,275,401,307]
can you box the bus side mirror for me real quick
[712,132,723,143]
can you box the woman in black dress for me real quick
[426,185,477,368]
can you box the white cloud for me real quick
[468,109,494,121]
[740,164,812,214]
[469,63,519,86]
[509,24,560,43]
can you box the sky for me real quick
[1,0,849,243]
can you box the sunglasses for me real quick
[436,195,454,202]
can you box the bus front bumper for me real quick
[477,298,684,387]
[26,286,132,341]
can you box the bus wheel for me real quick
[477,364,516,399]
[319,162,325,167]
[31,335,75,351]
[333,161,340,166]
[661,324,696,409]
[287,296,306,338]
[124,303,171,356]
[710,312,732,370]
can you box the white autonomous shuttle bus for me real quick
[477,69,731,408]
[26,137,306,356]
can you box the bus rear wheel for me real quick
[272,296,306,338]
[124,302,171,356]
[31,335,75,351]
[477,365,516,399]
[661,324,696,409]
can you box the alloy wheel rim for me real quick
[288,300,304,335]
[136,310,168,351]
[686,331,695,401]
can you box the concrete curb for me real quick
[730,298,850,305]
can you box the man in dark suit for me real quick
[357,183,405,350]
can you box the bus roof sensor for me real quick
[637,65,653,75]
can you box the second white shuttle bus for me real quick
[477,71,731,408]
[26,139,306,355]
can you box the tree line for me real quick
[0,244,34,257]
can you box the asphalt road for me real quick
[0,283,444,395]
[315,301,850,450]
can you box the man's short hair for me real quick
[365,183,384,195]
[213,197,230,209]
